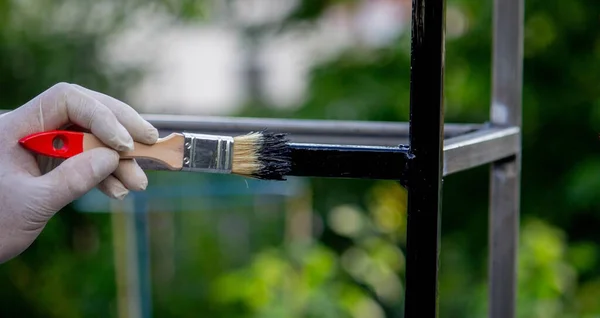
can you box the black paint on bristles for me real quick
[253,130,292,180]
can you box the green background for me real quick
[1,0,599,317]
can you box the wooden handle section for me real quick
[82,133,185,170]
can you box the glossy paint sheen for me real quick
[289,143,411,182]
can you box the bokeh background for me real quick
[1,0,600,317]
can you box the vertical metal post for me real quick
[403,0,446,316]
[489,0,523,316]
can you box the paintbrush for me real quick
[18,130,292,180]
[19,130,412,182]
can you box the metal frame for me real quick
[136,0,524,315]
[142,115,519,177]
[1,0,522,315]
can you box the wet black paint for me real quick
[403,0,446,316]
[288,143,410,183]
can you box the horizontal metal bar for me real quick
[137,124,519,180]
[142,113,480,146]
[288,143,410,181]
[443,126,520,176]
[4,110,520,176]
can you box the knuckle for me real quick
[41,82,73,109]
[53,81,72,90]
[49,82,73,94]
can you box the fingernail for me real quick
[134,164,148,190]
[115,137,134,152]
[139,179,148,190]
[111,181,130,200]
[115,123,135,151]
[125,137,134,151]
[115,188,129,200]
[148,126,159,141]
[145,121,159,141]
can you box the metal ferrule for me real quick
[182,132,234,173]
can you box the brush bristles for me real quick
[232,131,292,180]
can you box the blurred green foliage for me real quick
[1,0,600,317]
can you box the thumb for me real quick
[38,148,119,212]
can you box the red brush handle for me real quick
[18,130,84,158]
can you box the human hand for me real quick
[0,82,158,263]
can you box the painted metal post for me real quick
[403,0,446,315]
[489,0,524,316]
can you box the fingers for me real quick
[37,156,147,202]
[38,148,119,211]
[97,175,130,200]
[10,82,158,151]
[10,83,134,152]
[97,159,148,200]
[71,84,158,145]
[8,82,157,205]
[113,159,148,191]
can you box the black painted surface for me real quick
[404,0,446,316]
[288,143,411,182]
